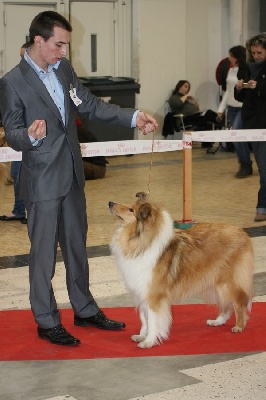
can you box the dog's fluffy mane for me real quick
[110,192,176,309]
[110,192,174,260]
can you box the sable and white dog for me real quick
[109,192,254,348]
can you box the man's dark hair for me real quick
[29,11,72,44]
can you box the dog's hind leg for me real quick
[231,290,251,333]
[206,308,232,327]
[206,286,232,327]
[132,304,148,343]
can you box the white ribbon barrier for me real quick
[80,139,184,157]
[0,146,22,162]
[192,128,266,142]
[0,140,183,162]
[1,128,266,162]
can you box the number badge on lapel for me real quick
[69,84,82,106]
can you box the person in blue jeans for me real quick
[0,160,27,223]
[0,42,30,224]
[228,105,252,177]
[217,45,253,178]
[235,33,266,221]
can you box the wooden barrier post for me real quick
[174,131,195,229]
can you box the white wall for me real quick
[133,0,227,138]
[186,0,225,112]
[132,0,187,138]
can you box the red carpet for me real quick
[0,303,265,361]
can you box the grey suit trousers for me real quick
[25,177,99,329]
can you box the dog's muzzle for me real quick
[108,201,115,210]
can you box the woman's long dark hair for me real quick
[229,45,246,68]
[172,80,190,95]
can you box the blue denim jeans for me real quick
[227,106,251,163]
[11,161,26,218]
[252,142,266,212]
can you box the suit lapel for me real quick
[54,65,71,127]
[19,59,65,125]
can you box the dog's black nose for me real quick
[109,201,114,208]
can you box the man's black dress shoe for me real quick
[37,324,81,346]
[74,310,126,330]
[0,215,25,221]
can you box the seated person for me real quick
[163,80,220,142]
[169,80,201,116]
[76,118,108,180]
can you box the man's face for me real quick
[35,26,71,67]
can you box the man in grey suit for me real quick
[0,11,157,346]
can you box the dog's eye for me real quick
[128,208,134,212]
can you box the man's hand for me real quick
[28,119,47,140]
[136,112,158,135]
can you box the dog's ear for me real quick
[137,203,152,221]
[136,192,149,202]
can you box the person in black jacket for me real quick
[234,33,266,221]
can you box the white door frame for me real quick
[69,0,132,77]
[3,1,56,74]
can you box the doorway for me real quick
[70,1,116,77]
[3,2,55,74]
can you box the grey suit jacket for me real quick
[0,58,135,201]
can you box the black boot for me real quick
[235,161,253,178]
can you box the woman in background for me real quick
[166,80,219,147]
[168,80,219,127]
[217,45,252,178]
[168,80,200,116]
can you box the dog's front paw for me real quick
[231,325,243,333]
[131,334,146,343]
[138,340,155,349]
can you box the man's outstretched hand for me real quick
[136,111,158,134]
